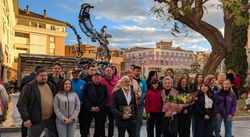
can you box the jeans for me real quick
[215,117,233,137]
[136,105,144,137]
[56,122,76,137]
[27,118,57,137]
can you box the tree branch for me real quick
[194,0,203,24]
[177,16,225,51]
[202,0,209,4]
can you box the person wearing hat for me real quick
[71,67,87,137]
[71,67,86,104]
[80,70,108,137]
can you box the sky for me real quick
[18,0,224,52]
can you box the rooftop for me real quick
[17,8,67,26]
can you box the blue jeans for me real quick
[56,122,77,137]
[136,105,144,137]
[215,117,233,137]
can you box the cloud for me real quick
[58,0,224,52]
[115,25,157,32]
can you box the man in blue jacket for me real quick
[71,67,86,137]
[71,68,86,104]
[133,66,147,137]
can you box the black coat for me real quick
[82,75,92,83]
[19,72,36,91]
[194,91,216,119]
[17,79,57,124]
[111,88,137,128]
[47,73,64,93]
[82,82,108,111]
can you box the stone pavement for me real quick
[1,120,250,137]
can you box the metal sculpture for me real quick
[78,3,112,62]
[65,3,112,76]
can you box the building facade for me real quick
[123,41,194,76]
[0,0,68,81]
[0,0,16,82]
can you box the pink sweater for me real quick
[100,77,119,106]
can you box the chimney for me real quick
[26,5,30,14]
[43,9,47,18]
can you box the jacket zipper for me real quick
[67,94,69,118]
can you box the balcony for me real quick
[14,37,29,45]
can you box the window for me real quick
[15,32,29,38]
[156,52,159,64]
[50,25,56,30]
[166,52,169,61]
[161,52,164,65]
[139,53,141,57]
[38,23,46,29]
[150,51,153,64]
[31,22,37,27]
[18,19,30,26]
[143,52,146,57]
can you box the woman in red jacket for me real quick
[145,79,163,137]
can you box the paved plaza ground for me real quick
[1,120,250,137]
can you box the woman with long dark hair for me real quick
[145,79,163,137]
[194,83,216,137]
[191,74,204,93]
[176,77,192,137]
[54,79,80,137]
[146,71,158,89]
[191,74,204,136]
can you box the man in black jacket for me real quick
[81,70,108,137]
[47,62,64,92]
[82,65,96,83]
[17,68,58,137]
[111,76,137,137]
[19,65,42,137]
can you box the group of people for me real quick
[15,62,239,137]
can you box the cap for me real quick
[72,67,81,73]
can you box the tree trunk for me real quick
[202,49,226,75]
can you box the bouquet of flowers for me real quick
[164,93,192,113]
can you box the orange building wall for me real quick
[55,36,65,56]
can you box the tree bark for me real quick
[202,49,226,75]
